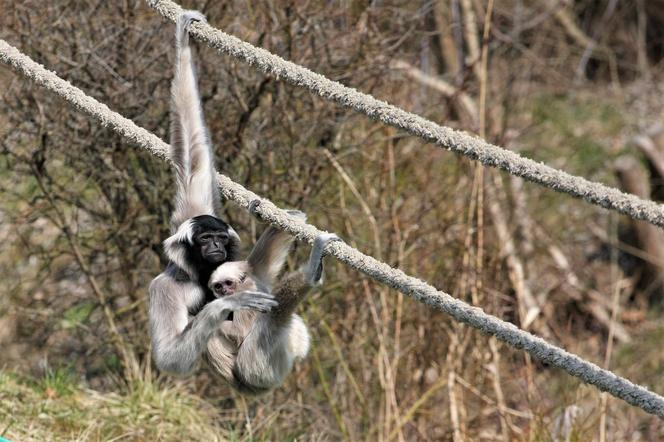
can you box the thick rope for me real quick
[145,0,664,230]
[1,38,663,419]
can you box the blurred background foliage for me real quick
[1,1,664,440]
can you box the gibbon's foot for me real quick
[307,233,341,285]
[248,199,264,217]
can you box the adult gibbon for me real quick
[149,11,338,393]
[148,10,276,376]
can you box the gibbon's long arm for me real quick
[169,11,220,230]
[266,272,309,326]
[149,11,259,378]
[205,214,339,392]
[230,232,339,393]
[268,233,337,325]
[150,272,276,375]
[246,209,306,292]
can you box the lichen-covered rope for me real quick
[2,37,663,418]
[146,0,664,229]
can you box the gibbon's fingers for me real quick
[182,10,206,24]
[203,298,237,323]
[176,10,206,46]
[232,291,279,313]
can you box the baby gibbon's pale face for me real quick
[209,261,256,297]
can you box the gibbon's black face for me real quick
[190,215,239,266]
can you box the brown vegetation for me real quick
[1,1,664,440]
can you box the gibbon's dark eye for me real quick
[219,232,229,245]
[224,279,233,286]
[213,282,223,292]
[198,233,212,243]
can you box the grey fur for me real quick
[151,13,326,391]
[147,12,265,377]
[2,14,664,417]
[304,233,340,284]
[207,224,338,393]
[168,10,220,230]
[247,208,306,290]
[150,269,276,374]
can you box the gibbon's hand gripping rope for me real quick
[1,37,664,419]
[146,0,664,230]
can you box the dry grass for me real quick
[0,370,229,442]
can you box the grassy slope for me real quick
[0,370,228,442]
